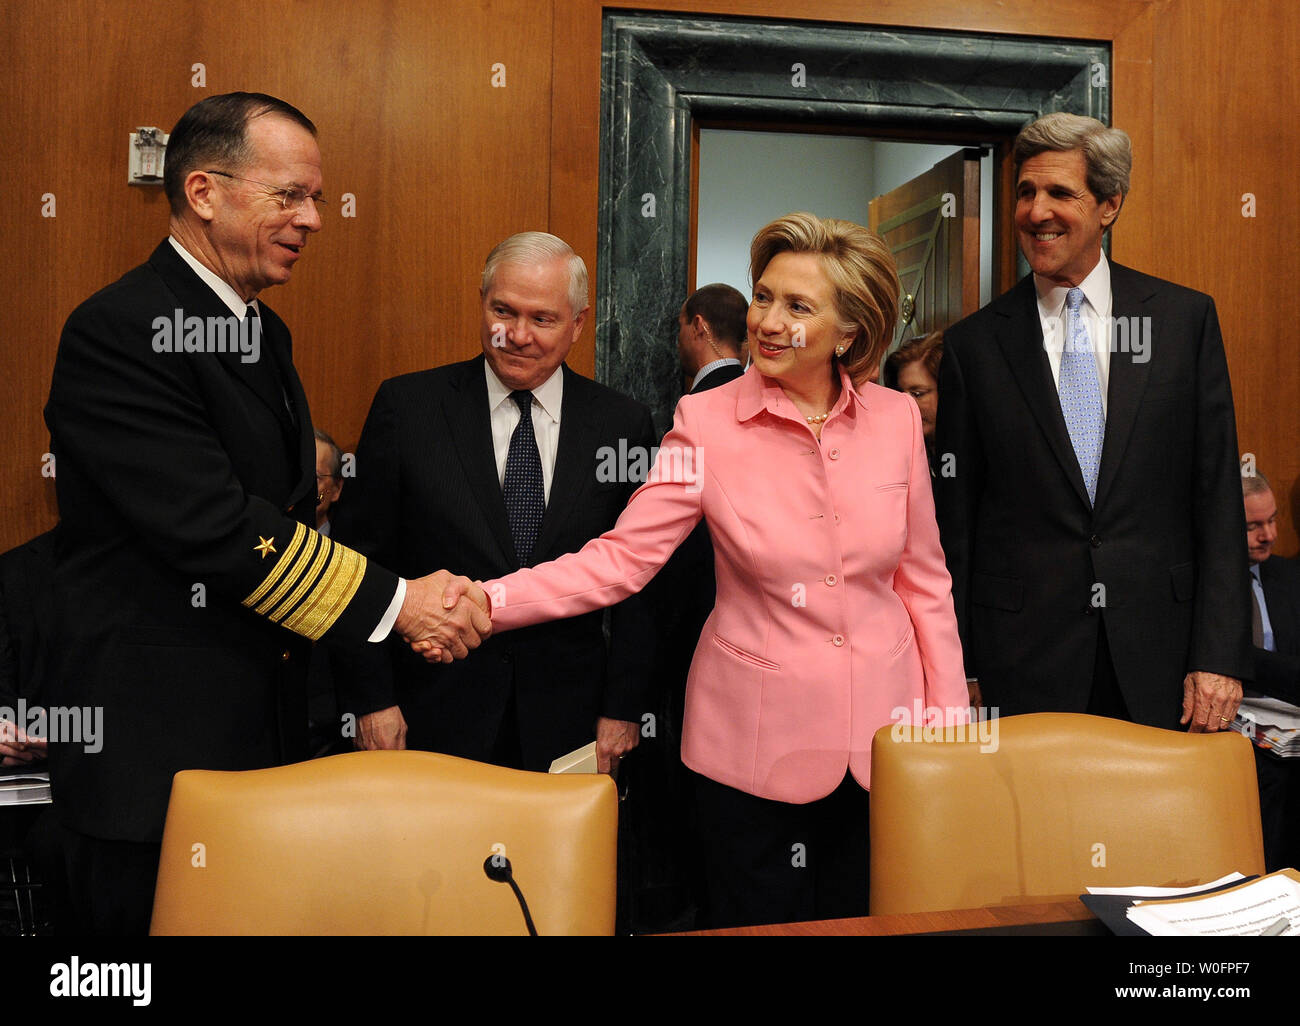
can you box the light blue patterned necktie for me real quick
[1058,287,1105,505]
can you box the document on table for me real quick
[549,741,598,774]
[1125,870,1300,936]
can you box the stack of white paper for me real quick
[0,770,51,805]
[1123,871,1300,936]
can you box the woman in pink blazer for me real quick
[432,213,967,927]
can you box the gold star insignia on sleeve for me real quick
[241,522,368,640]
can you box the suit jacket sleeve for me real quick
[932,330,983,680]
[1187,298,1253,680]
[44,291,396,645]
[600,406,660,723]
[490,399,705,631]
[893,398,969,711]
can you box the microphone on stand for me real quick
[483,854,538,936]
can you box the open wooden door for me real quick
[868,148,982,343]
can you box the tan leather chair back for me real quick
[870,713,1265,915]
[151,750,617,934]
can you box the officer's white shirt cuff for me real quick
[369,579,407,642]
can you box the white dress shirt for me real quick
[1034,252,1113,417]
[169,236,256,319]
[485,361,564,504]
[692,357,742,390]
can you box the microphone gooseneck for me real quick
[482,854,538,936]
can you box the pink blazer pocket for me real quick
[712,634,781,671]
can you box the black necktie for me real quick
[503,390,544,567]
[247,304,296,427]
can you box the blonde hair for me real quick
[749,212,900,387]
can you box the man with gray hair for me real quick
[330,231,657,774]
[935,112,1250,732]
[42,92,489,934]
[1235,470,1300,870]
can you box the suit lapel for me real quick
[155,244,299,433]
[149,241,307,494]
[445,357,517,566]
[994,277,1093,509]
[534,365,598,561]
[269,327,317,513]
[1093,263,1156,511]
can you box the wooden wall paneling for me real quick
[0,0,553,553]
[281,0,554,459]
[1149,0,1300,553]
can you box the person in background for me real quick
[632,281,749,930]
[1236,470,1300,871]
[306,429,347,752]
[883,330,942,469]
[0,527,70,932]
[677,283,747,393]
[314,428,344,536]
[429,212,968,928]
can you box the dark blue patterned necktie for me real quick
[504,390,544,567]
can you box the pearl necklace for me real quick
[805,411,830,425]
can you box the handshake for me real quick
[393,569,493,663]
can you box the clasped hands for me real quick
[0,719,47,767]
[393,569,492,663]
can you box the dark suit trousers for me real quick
[1253,746,1300,872]
[692,770,870,929]
[60,827,160,935]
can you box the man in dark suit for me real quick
[0,528,69,932]
[0,527,57,768]
[659,283,746,691]
[934,112,1250,733]
[677,283,747,394]
[627,284,747,930]
[42,93,488,934]
[330,232,656,774]
[660,283,747,728]
[1236,471,1300,869]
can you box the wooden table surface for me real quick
[665,899,1099,936]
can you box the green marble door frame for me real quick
[597,11,1109,430]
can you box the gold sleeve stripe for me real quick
[282,543,368,640]
[253,528,322,617]
[267,530,333,623]
[241,522,309,609]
